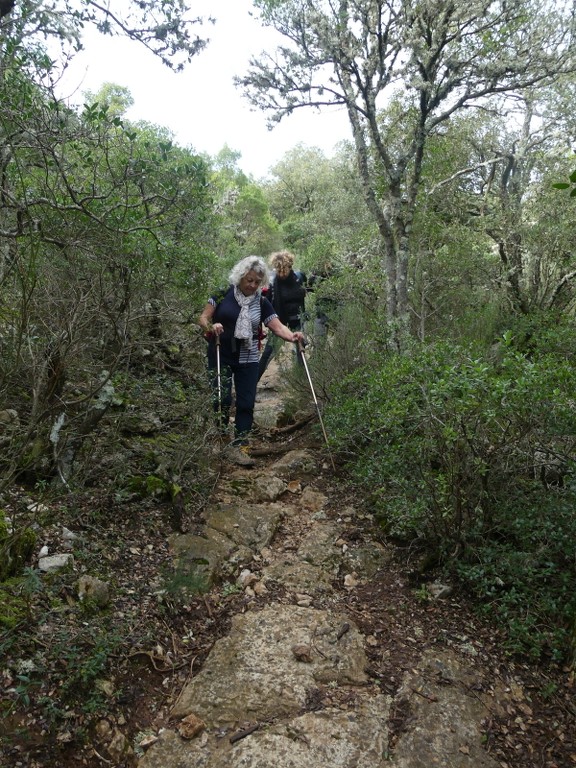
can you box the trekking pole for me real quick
[298,340,336,471]
[215,335,222,419]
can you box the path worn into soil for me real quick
[137,356,536,768]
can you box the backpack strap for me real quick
[294,270,307,286]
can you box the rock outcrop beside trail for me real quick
[137,361,509,768]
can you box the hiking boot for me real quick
[224,444,256,467]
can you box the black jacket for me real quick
[268,270,307,328]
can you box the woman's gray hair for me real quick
[229,256,270,288]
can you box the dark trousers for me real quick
[208,357,259,442]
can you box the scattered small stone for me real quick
[137,733,159,750]
[108,728,134,761]
[27,502,49,513]
[238,568,258,587]
[96,719,113,739]
[0,408,18,425]
[291,643,312,663]
[95,679,115,696]
[336,622,351,641]
[427,582,453,599]
[296,592,312,607]
[459,642,479,657]
[344,572,359,589]
[177,713,206,740]
[77,575,111,607]
[301,488,327,511]
[38,553,74,573]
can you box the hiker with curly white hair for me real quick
[199,255,305,466]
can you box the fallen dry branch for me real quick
[272,413,316,435]
[229,723,259,744]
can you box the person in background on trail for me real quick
[257,250,308,382]
[198,255,305,467]
[308,260,337,339]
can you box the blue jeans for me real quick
[208,358,259,442]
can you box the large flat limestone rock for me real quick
[139,696,390,768]
[229,698,390,768]
[170,604,368,723]
[389,650,500,768]
[205,501,285,550]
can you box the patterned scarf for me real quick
[234,286,256,345]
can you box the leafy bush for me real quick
[304,296,390,403]
[455,487,576,660]
[326,334,576,658]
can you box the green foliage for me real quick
[1,585,124,728]
[246,0,576,323]
[455,489,576,660]
[13,1,208,73]
[552,169,576,197]
[160,561,209,604]
[264,145,374,269]
[304,293,388,405]
[326,329,576,658]
[0,60,216,489]
[83,83,134,117]
[0,579,37,629]
[501,311,576,362]
[125,474,171,499]
[0,527,37,581]
[209,160,282,267]
[12,625,122,724]
[220,581,242,597]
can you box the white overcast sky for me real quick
[57,0,350,178]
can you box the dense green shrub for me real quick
[454,488,576,660]
[326,335,576,658]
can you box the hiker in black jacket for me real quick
[257,251,307,382]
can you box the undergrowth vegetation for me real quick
[325,321,576,661]
[0,334,218,745]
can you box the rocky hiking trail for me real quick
[135,359,574,768]
[4,354,574,768]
